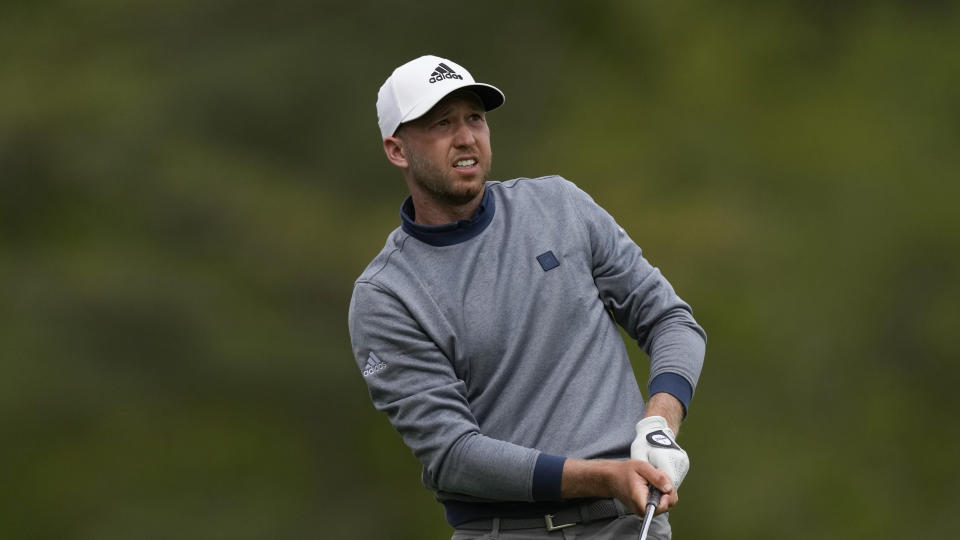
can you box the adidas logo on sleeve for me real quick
[362,352,388,377]
[428,62,464,84]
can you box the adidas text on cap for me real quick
[377,55,505,140]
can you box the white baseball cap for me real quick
[376,55,505,140]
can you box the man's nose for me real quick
[452,121,476,146]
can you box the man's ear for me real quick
[383,136,408,169]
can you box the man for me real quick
[348,55,706,539]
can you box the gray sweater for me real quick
[348,176,705,524]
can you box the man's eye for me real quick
[435,119,450,127]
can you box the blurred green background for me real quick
[3,1,959,539]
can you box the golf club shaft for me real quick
[638,487,662,540]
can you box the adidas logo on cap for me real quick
[428,62,464,84]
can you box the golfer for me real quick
[348,55,706,539]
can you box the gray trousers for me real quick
[451,513,671,540]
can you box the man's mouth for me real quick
[454,158,477,169]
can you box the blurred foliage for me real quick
[2,1,959,539]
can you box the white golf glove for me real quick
[630,415,689,489]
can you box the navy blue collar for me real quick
[400,186,496,247]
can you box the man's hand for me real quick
[561,459,678,515]
[631,415,689,490]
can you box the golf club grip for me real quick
[647,486,662,511]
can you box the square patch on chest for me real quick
[536,250,560,271]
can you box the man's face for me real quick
[395,91,492,207]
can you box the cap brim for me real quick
[400,82,505,127]
[468,83,505,112]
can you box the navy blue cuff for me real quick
[649,373,693,418]
[531,453,566,501]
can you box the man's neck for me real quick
[409,187,486,225]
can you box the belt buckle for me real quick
[544,513,576,531]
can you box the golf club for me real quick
[638,486,662,540]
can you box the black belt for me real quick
[456,498,631,532]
